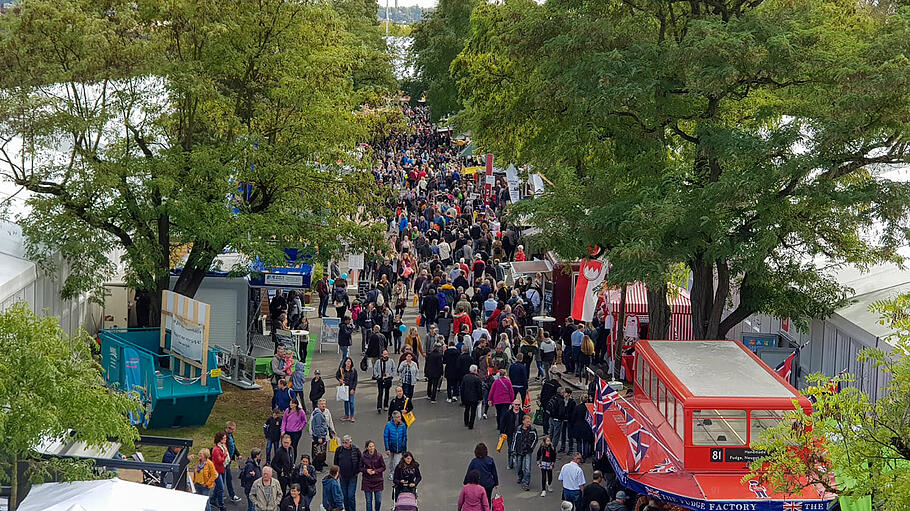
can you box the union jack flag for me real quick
[782,502,802,511]
[628,427,651,472]
[646,488,661,498]
[647,458,676,473]
[595,378,619,410]
[623,408,637,429]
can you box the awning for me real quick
[18,478,209,511]
[509,260,553,275]
[459,142,477,158]
[589,403,834,511]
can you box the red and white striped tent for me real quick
[600,281,693,342]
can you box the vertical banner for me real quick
[505,164,521,203]
[572,259,608,322]
[484,153,494,202]
[530,173,545,197]
[122,347,147,427]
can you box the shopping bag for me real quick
[492,493,505,511]
[402,397,416,427]
[336,385,350,401]
[412,295,418,306]
[496,433,507,452]
[328,437,339,453]
[522,394,531,414]
[532,408,545,426]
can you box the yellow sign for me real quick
[209,368,222,378]
[462,166,484,175]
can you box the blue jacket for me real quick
[322,476,345,510]
[464,456,499,489]
[290,361,307,392]
[275,387,296,412]
[383,420,408,453]
[311,408,329,439]
[226,432,237,459]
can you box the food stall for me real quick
[589,340,834,511]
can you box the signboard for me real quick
[780,317,791,334]
[741,333,778,353]
[505,164,521,203]
[347,253,364,270]
[357,281,371,300]
[320,317,341,345]
[160,290,212,385]
[171,317,204,362]
[543,283,554,315]
[709,447,768,464]
[264,273,304,288]
[530,173,545,197]
[483,154,494,202]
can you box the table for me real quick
[290,330,309,361]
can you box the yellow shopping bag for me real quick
[328,437,339,453]
[412,295,418,306]
[496,433,507,452]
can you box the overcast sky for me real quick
[380,0,437,8]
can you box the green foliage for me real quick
[411,0,477,121]
[455,0,910,338]
[748,294,910,510]
[0,0,392,316]
[0,302,140,508]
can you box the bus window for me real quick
[667,393,676,432]
[642,363,650,396]
[692,409,747,446]
[750,410,786,443]
[676,401,685,441]
[657,381,666,417]
[650,370,658,406]
[636,356,644,388]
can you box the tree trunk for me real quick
[173,241,219,298]
[690,257,714,339]
[647,282,670,340]
[613,282,627,380]
[10,452,17,511]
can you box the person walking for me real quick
[279,483,307,511]
[249,466,284,511]
[264,408,282,465]
[322,466,346,511]
[211,432,229,511]
[458,470,491,511]
[360,440,386,511]
[582,471,611,511]
[281,399,308,462]
[461,364,484,429]
[373,350,395,413]
[546,388,574,453]
[513,415,539,491]
[488,369,515,431]
[392,452,421,501]
[397,353,419,399]
[309,369,325,411]
[539,334,557,381]
[558,452,586,510]
[317,274,330,318]
[464,443,499,503]
[366,325,386,370]
[536,435,557,497]
[240,449,263,511]
[508,354,529,404]
[339,316,355,363]
[224,421,242,503]
[383,411,408,479]
[387,386,414,422]
[271,347,291,410]
[190,448,217,506]
[291,455,317,509]
[336,357,359,422]
[425,340,445,402]
[310,399,336,471]
[444,340,461,402]
[498,399,524,470]
[333,435,362,511]
[271,435,294,493]
[333,283,350,319]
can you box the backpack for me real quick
[332,287,346,305]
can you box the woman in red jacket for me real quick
[211,431,229,511]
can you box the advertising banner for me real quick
[171,317,204,363]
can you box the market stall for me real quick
[18,478,208,511]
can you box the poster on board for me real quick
[347,253,364,270]
[320,317,341,345]
[170,317,205,362]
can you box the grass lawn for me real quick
[140,378,274,462]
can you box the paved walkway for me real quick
[299,293,596,510]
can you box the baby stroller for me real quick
[394,492,418,511]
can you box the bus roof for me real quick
[646,340,797,399]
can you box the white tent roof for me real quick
[18,478,209,511]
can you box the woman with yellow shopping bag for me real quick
[309,399,336,471]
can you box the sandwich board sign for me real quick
[160,290,212,385]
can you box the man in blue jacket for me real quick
[383,411,408,480]
[509,353,530,404]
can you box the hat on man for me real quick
[616,491,628,500]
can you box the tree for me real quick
[747,294,910,511]
[333,0,398,92]
[0,0,390,324]
[411,0,477,122]
[453,0,910,339]
[0,303,140,510]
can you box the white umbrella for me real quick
[18,478,209,511]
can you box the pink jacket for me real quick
[458,483,491,511]
[488,377,514,405]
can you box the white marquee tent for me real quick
[17,478,208,511]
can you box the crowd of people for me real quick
[186,103,671,511]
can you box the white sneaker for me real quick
[540,491,546,497]
[482,413,488,419]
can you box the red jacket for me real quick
[454,313,473,336]
[211,444,228,474]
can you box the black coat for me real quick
[366,332,387,357]
[425,349,444,378]
[460,373,484,403]
[387,394,414,421]
[456,352,474,378]
[309,377,325,403]
[582,482,611,511]
[291,463,318,497]
[421,293,440,322]
[443,347,461,379]
[271,446,294,482]
[280,495,308,511]
[241,458,262,490]
[333,446,362,479]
